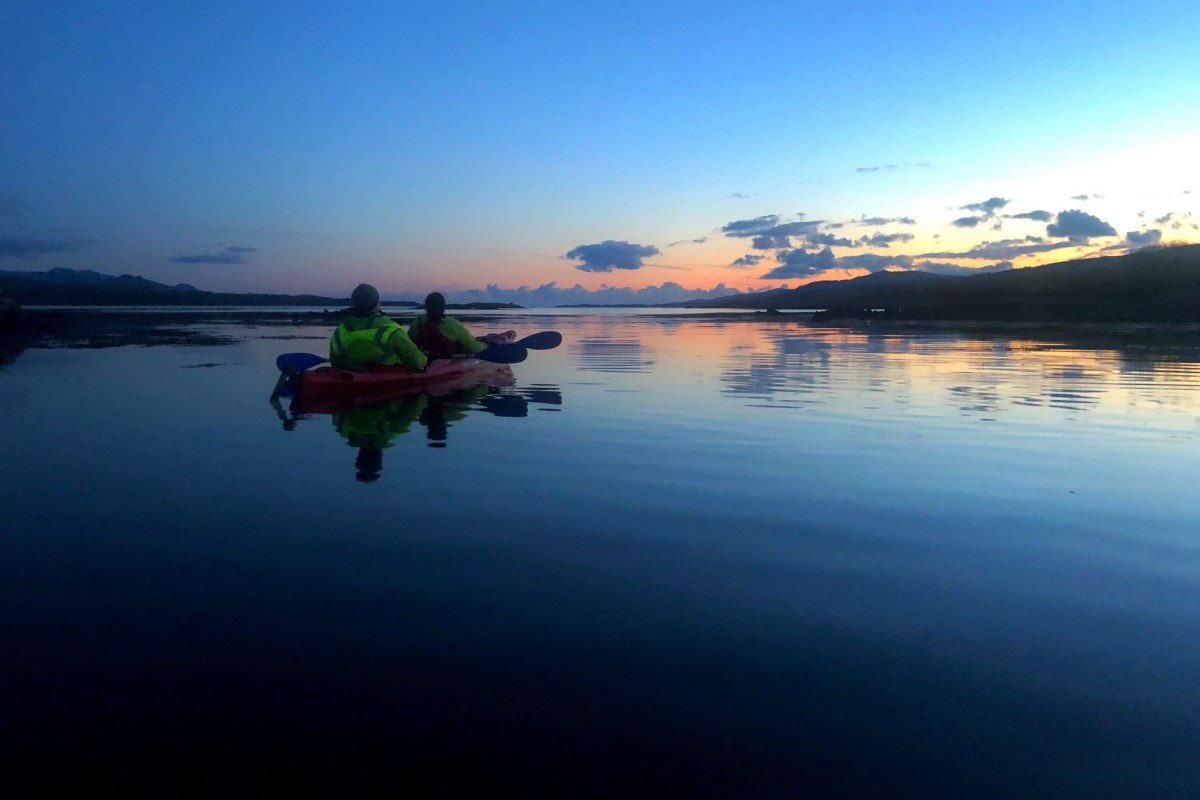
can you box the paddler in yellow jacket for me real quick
[408,292,512,358]
[330,283,427,371]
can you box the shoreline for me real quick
[6,307,1200,355]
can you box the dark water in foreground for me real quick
[2,316,1199,796]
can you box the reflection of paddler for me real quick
[332,393,427,482]
[419,383,491,447]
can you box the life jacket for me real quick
[330,314,406,367]
[412,316,458,358]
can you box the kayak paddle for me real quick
[473,343,528,364]
[276,352,329,373]
[514,331,562,350]
[275,342,530,375]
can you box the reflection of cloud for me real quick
[169,244,257,265]
[0,235,92,259]
[574,337,652,373]
[1046,210,1117,240]
[565,240,660,272]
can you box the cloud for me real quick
[1070,193,1104,201]
[1125,229,1162,247]
[731,254,763,267]
[666,237,707,247]
[857,232,914,248]
[961,197,1010,215]
[1005,210,1053,222]
[805,232,857,248]
[721,216,824,250]
[445,281,746,306]
[169,253,247,264]
[1155,212,1174,225]
[856,165,898,173]
[565,240,660,272]
[1046,209,1117,240]
[721,215,780,235]
[168,244,257,265]
[920,237,1078,260]
[759,248,1012,281]
[0,235,92,259]
[953,216,985,228]
[916,260,1012,276]
[854,216,916,226]
[760,247,838,279]
[730,192,751,199]
[839,253,912,271]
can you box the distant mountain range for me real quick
[685,244,1200,323]
[0,268,366,308]
[6,244,1200,322]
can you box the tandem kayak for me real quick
[282,331,521,406]
[273,330,562,408]
[289,356,508,406]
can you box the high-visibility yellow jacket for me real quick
[408,315,488,357]
[330,313,428,370]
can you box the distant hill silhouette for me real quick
[686,244,1200,322]
[0,268,356,307]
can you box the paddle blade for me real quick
[515,331,562,350]
[276,352,328,373]
[473,344,529,364]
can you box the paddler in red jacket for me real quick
[330,283,427,371]
[408,292,513,358]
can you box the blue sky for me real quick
[2,0,1198,302]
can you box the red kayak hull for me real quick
[290,357,487,402]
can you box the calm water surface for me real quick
[2,315,1198,796]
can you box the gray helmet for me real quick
[350,283,380,314]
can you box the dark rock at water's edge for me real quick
[0,288,41,364]
[686,243,1200,323]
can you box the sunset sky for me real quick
[3,1,1199,303]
